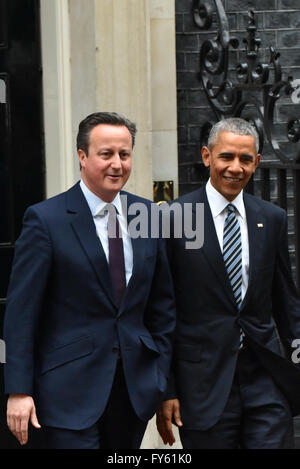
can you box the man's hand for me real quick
[7,394,41,446]
[156,399,182,446]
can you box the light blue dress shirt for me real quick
[80,180,133,286]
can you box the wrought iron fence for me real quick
[192,0,300,287]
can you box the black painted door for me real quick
[0,0,45,449]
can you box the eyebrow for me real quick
[219,152,254,160]
[97,146,131,151]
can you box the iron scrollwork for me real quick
[193,0,300,162]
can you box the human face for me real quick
[78,124,133,202]
[202,131,261,201]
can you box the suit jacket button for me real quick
[112,346,119,353]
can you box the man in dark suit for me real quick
[157,117,300,449]
[4,111,175,449]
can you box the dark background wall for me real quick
[0,0,45,449]
[175,0,300,193]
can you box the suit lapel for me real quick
[241,194,266,308]
[66,183,116,308]
[193,188,267,310]
[118,191,147,314]
[196,188,237,307]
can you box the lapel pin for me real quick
[257,223,263,228]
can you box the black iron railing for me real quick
[192,0,300,288]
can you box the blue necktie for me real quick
[223,204,244,347]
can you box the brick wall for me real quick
[175,0,300,194]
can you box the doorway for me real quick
[0,0,45,448]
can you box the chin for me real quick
[223,191,238,201]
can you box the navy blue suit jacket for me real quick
[166,187,300,430]
[4,182,175,430]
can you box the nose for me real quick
[111,153,122,170]
[228,157,242,174]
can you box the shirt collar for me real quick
[79,180,122,217]
[206,178,245,219]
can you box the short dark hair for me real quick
[76,111,137,155]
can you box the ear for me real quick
[253,153,261,172]
[78,149,87,168]
[201,146,211,167]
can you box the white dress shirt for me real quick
[80,180,133,285]
[205,179,249,300]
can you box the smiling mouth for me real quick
[223,176,243,182]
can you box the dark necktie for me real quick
[223,203,244,347]
[106,204,126,308]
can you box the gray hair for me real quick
[207,118,259,154]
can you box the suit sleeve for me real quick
[4,206,52,395]
[163,230,178,400]
[272,209,300,361]
[143,236,176,379]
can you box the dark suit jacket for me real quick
[166,187,300,430]
[4,182,175,430]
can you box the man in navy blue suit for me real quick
[4,112,175,449]
[157,118,300,449]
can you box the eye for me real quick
[241,155,254,163]
[219,153,233,161]
[99,151,111,158]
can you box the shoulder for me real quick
[23,183,79,222]
[26,191,67,214]
[171,187,204,206]
[244,192,286,221]
[120,190,153,208]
